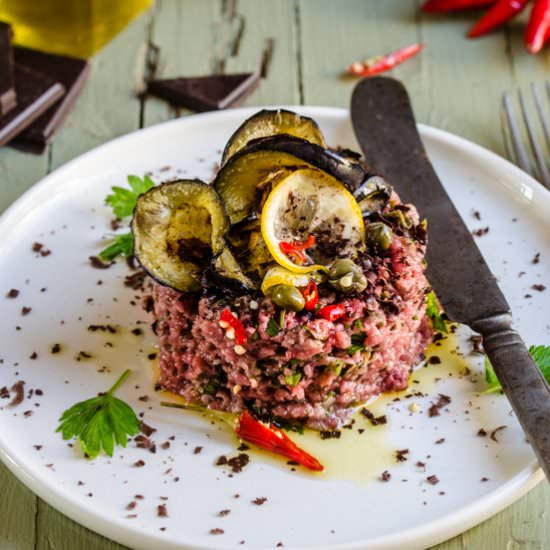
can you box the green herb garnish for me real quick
[98,174,155,262]
[56,369,140,459]
[484,345,550,394]
[98,232,134,261]
[266,318,280,336]
[426,291,448,334]
[106,174,155,219]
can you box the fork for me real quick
[502,83,550,189]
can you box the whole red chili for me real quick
[347,43,424,78]
[301,280,319,311]
[236,410,324,471]
[317,304,346,322]
[422,0,497,11]
[526,0,550,53]
[468,0,530,38]
[220,308,247,346]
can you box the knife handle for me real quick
[473,313,550,479]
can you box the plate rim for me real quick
[0,105,546,550]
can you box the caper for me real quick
[328,259,367,294]
[270,284,305,311]
[329,258,358,280]
[366,222,393,251]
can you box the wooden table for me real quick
[1,1,549,548]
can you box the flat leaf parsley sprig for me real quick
[484,345,550,394]
[98,174,155,262]
[56,369,140,459]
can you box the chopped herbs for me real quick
[347,332,366,355]
[266,318,280,337]
[56,369,140,459]
[484,345,550,394]
[426,291,448,334]
[284,372,302,386]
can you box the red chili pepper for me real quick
[317,304,346,322]
[347,43,424,78]
[220,308,247,345]
[236,410,324,471]
[301,281,319,311]
[279,235,316,264]
[468,0,530,38]
[526,0,550,53]
[422,0,496,11]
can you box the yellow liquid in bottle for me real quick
[0,0,151,58]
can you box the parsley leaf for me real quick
[98,232,134,261]
[266,318,280,336]
[56,369,140,459]
[426,291,448,334]
[105,175,155,219]
[484,345,550,394]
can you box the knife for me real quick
[351,76,550,479]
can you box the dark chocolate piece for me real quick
[0,22,16,116]
[147,72,259,112]
[11,47,89,152]
[0,65,64,147]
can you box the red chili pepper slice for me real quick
[422,0,497,11]
[301,280,319,311]
[347,43,424,78]
[317,304,346,322]
[468,0,529,38]
[279,235,316,265]
[220,308,247,345]
[526,0,550,53]
[236,410,324,472]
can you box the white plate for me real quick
[0,107,548,550]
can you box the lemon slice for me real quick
[261,168,365,274]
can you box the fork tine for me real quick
[503,92,532,176]
[518,88,550,189]
[531,83,550,154]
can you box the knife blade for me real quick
[351,76,550,479]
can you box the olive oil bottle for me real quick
[0,0,151,58]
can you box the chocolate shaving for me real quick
[157,504,168,517]
[426,475,440,485]
[6,288,19,298]
[532,252,540,264]
[531,284,546,292]
[395,449,409,462]
[477,428,487,437]
[89,256,113,269]
[50,343,61,354]
[226,453,250,473]
[124,270,147,290]
[252,497,267,506]
[9,381,25,406]
[320,429,341,439]
[135,434,156,453]
[210,528,224,535]
[193,446,202,455]
[139,421,157,437]
[490,425,507,443]
[21,306,31,316]
[133,459,145,467]
[360,408,387,426]
[472,227,489,237]
[380,470,391,481]
[428,394,451,417]
[470,335,484,355]
[218,509,231,517]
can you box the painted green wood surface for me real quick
[1,1,549,548]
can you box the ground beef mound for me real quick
[145,200,433,430]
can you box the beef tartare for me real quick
[134,109,434,430]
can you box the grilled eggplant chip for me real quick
[132,179,233,292]
[353,176,393,216]
[221,109,327,166]
[243,135,368,193]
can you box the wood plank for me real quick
[0,461,37,549]
[35,500,127,550]
[0,147,49,213]
[224,0,300,106]
[49,11,150,170]
[142,0,220,128]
